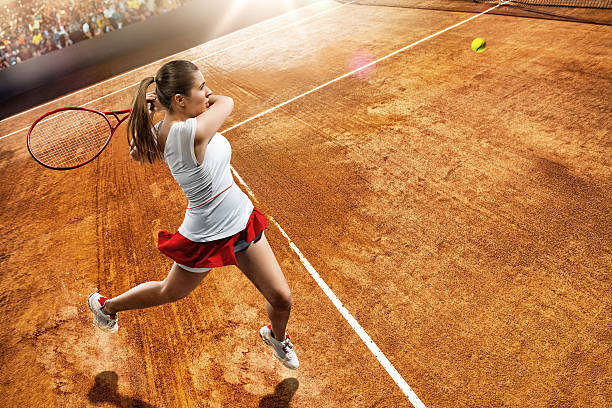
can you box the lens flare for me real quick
[347,50,377,81]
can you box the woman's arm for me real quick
[194,94,234,142]
[193,94,234,161]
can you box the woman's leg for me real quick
[103,263,210,314]
[234,232,292,340]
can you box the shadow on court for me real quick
[88,371,157,407]
[259,378,299,408]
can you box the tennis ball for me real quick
[471,38,486,53]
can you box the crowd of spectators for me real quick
[1,0,188,70]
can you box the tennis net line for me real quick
[475,0,611,8]
[337,0,612,8]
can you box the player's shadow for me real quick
[88,371,157,407]
[259,378,299,408]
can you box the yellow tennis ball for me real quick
[471,38,486,53]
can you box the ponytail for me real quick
[126,77,163,164]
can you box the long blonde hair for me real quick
[127,60,199,164]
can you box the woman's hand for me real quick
[146,92,165,112]
[207,93,220,106]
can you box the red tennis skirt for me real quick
[157,207,268,269]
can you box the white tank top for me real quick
[158,118,253,242]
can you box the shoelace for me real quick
[280,338,294,354]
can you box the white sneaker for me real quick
[87,293,118,333]
[259,325,299,370]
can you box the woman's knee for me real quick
[269,289,292,311]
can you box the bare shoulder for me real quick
[156,120,170,152]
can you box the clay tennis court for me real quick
[0,0,610,406]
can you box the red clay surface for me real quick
[0,1,610,407]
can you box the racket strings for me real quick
[29,109,112,168]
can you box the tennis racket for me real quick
[27,107,132,170]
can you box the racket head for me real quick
[27,107,128,170]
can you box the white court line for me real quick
[225,3,508,406]
[231,164,432,404]
[223,1,508,135]
[0,0,356,140]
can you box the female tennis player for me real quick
[87,60,298,370]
